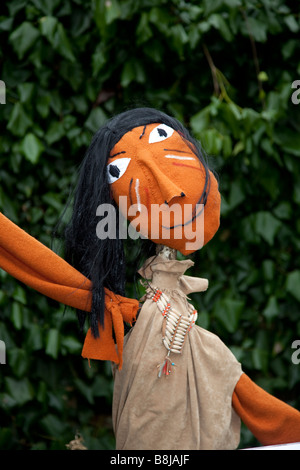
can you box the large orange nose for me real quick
[138,149,185,204]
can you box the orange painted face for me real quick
[107,123,221,255]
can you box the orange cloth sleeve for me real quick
[0,213,93,311]
[0,212,139,368]
[232,373,300,446]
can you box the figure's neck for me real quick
[156,244,177,260]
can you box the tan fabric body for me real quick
[112,255,243,450]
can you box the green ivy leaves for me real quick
[21,133,44,164]
[1,0,300,451]
[40,16,75,62]
[9,22,40,59]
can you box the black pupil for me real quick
[157,128,167,138]
[109,164,120,178]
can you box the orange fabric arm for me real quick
[232,373,300,446]
[0,212,139,367]
[0,212,92,311]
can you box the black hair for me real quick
[60,107,211,338]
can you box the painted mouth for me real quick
[128,177,205,231]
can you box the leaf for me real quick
[103,0,122,24]
[40,16,75,62]
[252,348,268,373]
[18,83,35,103]
[40,15,58,43]
[170,24,189,56]
[0,17,13,32]
[94,0,121,34]
[274,130,300,157]
[198,128,223,155]
[273,202,291,220]
[208,13,233,42]
[92,45,107,76]
[45,121,65,145]
[284,14,299,33]
[12,285,27,304]
[203,0,224,16]
[136,12,152,45]
[262,296,279,322]
[196,311,210,329]
[40,414,68,438]
[36,92,52,118]
[262,260,275,281]
[148,6,172,33]
[61,336,82,355]
[254,330,269,369]
[222,135,232,158]
[0,428,14,450]
[92,375,113,398]
[31,0,61,15]
[7,103,32,136]
[20,133,44,164]
[55,23,76,62]
[243,16,268,42]
[42,192,63,211]
[9,349,29,377]
[188,23,201,49]
[190,107,210,135]
[120,60,146,88]
[227,181,245,210]
[214,298,244,333]
[45,329,60,359]
[5,377,34,406]
[286,271,300,303]
[254,212,282,245]
[74,378,95,404]
[9,22,40,59]
[258,71,268,82]
[12,302,23,330]
[84,107,107,133]
[26,324,44,351]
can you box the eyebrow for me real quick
[110,150,126,158]
[139,125,147,139]
[163,148,193,154]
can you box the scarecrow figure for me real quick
[0,108,299,449]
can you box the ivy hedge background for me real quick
[0,0,300,450]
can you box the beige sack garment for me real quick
[112,255,243,450]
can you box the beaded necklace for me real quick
[146,286,198,377]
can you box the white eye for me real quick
[107,158,131,184]
[148,124,174,144]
